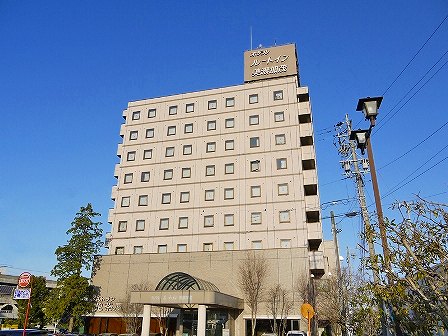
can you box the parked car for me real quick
[286,331,306,336]
[0,330,48,336]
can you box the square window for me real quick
[277,158,287,169]
[274,90,283,100]
[138,195,148,206]
[204,215,214,227]
[177,244,187,252]
[225,140,234,151]
[184,123,193,133]
[207,120,216,131]
[206,142,216,153]
[148,108,156,118]
[146,128,154,138]
[132,111,140,120]
[165,147,175,157]
[224,188,234,200]
[133,246,143,254]
[252,240,262,249]
[275,134,286,145]
[179,217,189,229]
[129,131,138,140]
[123,173,133,184]
[274,111,285,122]
[158,244,167,253]
[249,94,258,104]
[206,165,215,176]
[224,214,234,226]
[136,219,145,231]
[141,171,150,182]
[225,163,234,174]
[203,243,213,251]
[205,189,215,201]
[118,221,127,232]
[186,103,194,113]
[169,105,177,115]
[251,212,262,224]
[180,191,190,203]
[279,210,291,223]
[164,169,173,180]
[121,196,130,207]
[127,151,136,161]
[159,218,169,230]
[182,167,191,178]
[162,193,171,204]
[143,149,152,160]
[183,145,192,155]
[249,115,259,125]
[226,97,235,107]
[167,126,176,136]
[278,183,289,195]
[250,160,260,172]
[225,118,235,128]
[208,100,217,110]
[250,137,260,148]
[251,185,261,198]
[115,247,124,255]
[224,242,234,250]
[280,239,291,248]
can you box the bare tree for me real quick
[266,284,293,336]
[238,251,269,336]
[153,306,173,336]
[120,283,150,334]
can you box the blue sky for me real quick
[1,1,447,278]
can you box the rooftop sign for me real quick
[244,44,298,82]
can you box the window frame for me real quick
[275,134,286,145]
[182,167,191,178]
[277,158,287,169]
[146,128,154,138]
[158,244,167,253]
[165,146,175,157]
[129,130,138,140]
[225,163,234,174]
[163,169,173,180]
[225,139,235,151]
[180,191,190,203]
[132,111,140,120]
[135,219,145,231]
[141,171,150,182]
[205,165,215,176]
[206,142,216,153]
[127,151,136,161]
[184,123,193,134]
[250,160,260,172]
[279,210,291,223]
[121,196,130,207]
[167,126,176,136]
[250,137,260,148]
[273,90,284,101]
[159,218,169,230]
[225,118,235,128]
[178,216,189,229]
[183,144,193,155]
[249,115,259,126]
[138,195,148,206]
[224,214,234,226]
[274,111,285,122]
[148,108,156,118]
[207,120,217,131]
[251,212,262,225]
[278,183,289,195]
[226,97,235,107]
[204,215,214,227]
[123,173,133,184]
[205,189,215,201]
[251,185,261,198]
[169,105,178,115]
[186,103,195,113]
[249,94,258,104]
[162,193,172,204]
[208,100,217,110]
[224,188,234,200]
[143,149,153,160]
[118,221,127,232]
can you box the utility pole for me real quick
[335,115,389,336]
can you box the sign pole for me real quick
[21,275,33,336]
[307,312,311,336]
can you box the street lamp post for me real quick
[352,96,403,336]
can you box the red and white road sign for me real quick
[18,272,32,288]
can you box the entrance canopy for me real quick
[156,272,219,291]
[131,272,243,310]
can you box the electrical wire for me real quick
[377,121,448,170]
[381,150,448,200]
[381,13,448,96]
[375,52,448,133]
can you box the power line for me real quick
[378,121,448,170]
[381,13,448,96]
[381,148,448,200]
[375,51,448,133]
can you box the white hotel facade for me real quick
[90,44,337,336]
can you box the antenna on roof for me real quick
[250,26,253,50]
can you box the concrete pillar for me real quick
[197,305,207,336]
[141,305,151,336]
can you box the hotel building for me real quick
[90,44,337,336]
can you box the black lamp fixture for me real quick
[356,96,383,127]
[349,129,370,155]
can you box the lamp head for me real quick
[349,129,370,155]
[356,96,383,126]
